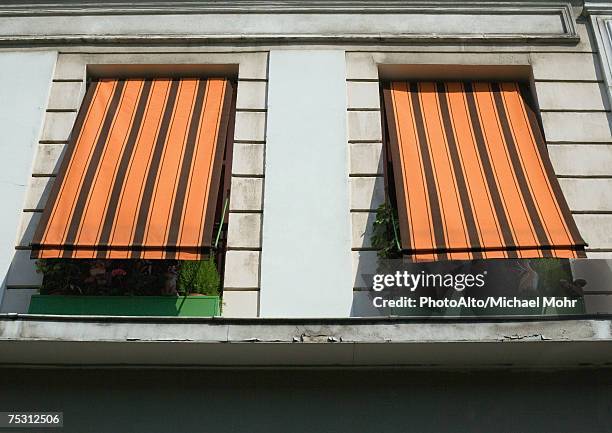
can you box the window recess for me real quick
[31,77,235,260]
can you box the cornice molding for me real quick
[0,1,578,16]
[584,2,612,14]
[586,13,612,109]
[0,1,579,45]
[0,33,580,45]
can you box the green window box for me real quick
[28,295,220,317]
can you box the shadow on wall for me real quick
[26,141,67,211]
[0,251,41,313]
[20,142,66,247]
[592,61,611,136]
[1,145,66,313]
[351,138,385,292]
[0,368,611,433]
[0,274,6,311]
[595,84,612,136]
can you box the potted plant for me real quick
[178,258,220,297]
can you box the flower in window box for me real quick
[111,268,127,278]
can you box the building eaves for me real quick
[1,315,611,369]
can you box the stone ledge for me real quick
[1,316,612,367]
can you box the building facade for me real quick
[1,1,612,431]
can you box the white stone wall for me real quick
[259,50,353,318]
[0,51,57,313]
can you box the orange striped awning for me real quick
[382,81,586,261]
[31,78,234,260]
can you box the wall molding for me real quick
[0,33,580,45]
[584,3,612,112]
[0,2,582,16]
[583,2,612,15]
[0,1,579,45]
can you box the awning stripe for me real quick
[464,82,518,257]
[422,83,469,258]
[436,83,483,259]
[75,80,142,254]
[382,81,586,261]
[62,80,127,260]
[166,79,208,256]
[146,79,201,252]
[410,83,448,260]
[197,78,231,251]
[131,79,180,256]
[96,79,153,257]
[382,83,413,253]
[477,83,540,253]
[492,83,552,257]
[107,79,173,256]
[447,83,505,255]
[31,78,233,260]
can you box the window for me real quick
[381,81,586,261]
[31,77,235,260]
